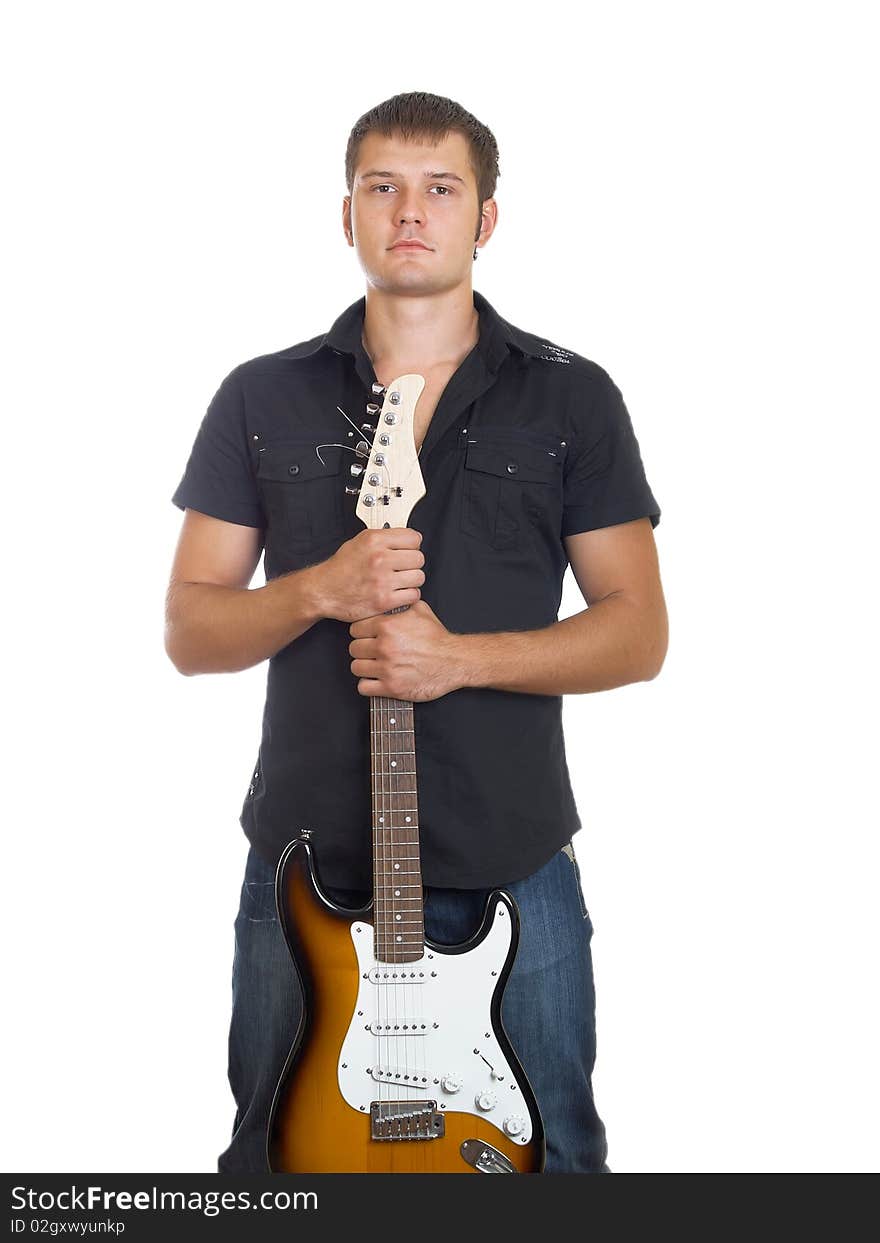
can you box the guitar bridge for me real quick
[370,1101,445,1141]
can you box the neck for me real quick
[370,688,425,963]
[362,284,479,371]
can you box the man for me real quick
[165,91,667,1174]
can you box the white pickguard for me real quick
[336,900,533,1146]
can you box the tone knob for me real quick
[503,1115,526,1136]
[440,1074,462,1094]
[475,1090,497,1112]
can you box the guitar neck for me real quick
[370,693,425,962]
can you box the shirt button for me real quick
[506,462,519,474]
[288,464,300,476]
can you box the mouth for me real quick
[390,241,431,251]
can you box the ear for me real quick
[476,198,498,247]
[342,196,354,246]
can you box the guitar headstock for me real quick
[346,375,427,529]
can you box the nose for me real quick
[396,189,423,225]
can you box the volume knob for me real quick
[475,1090,497,1112]
[440,1074,462,1094]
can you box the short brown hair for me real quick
[345,91,500,237]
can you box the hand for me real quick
[348,600,464,701]
[308,527,425,623]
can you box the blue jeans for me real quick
[218,842,610,1173]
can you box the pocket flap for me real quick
[464,439,562,483]
[257,442,345,483]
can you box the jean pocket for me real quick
[236,847,278,925]
[561,841,591,923]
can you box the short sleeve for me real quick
[561,370,661,536]
[171,366,264,528]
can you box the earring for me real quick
[473,246,479,260]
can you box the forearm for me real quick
[165,566,325,676]
[454,592,667,695]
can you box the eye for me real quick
[431,185,452,195]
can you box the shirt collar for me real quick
[315,289,548,373]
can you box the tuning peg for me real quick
[344,486,361,495]
[366,403,381,416]
[355,439,370,458]
[350,463,364,477]
[371,383,386,396]
[361,423,376,435]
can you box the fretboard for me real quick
[370,692,424,962]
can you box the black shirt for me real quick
[171,290,661,889]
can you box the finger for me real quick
[390,569,425,590]
[390,587,421,606]
[384,527,422,549]
[349,619,379,638]
[365,527,422,552]
[385,548,426,570]
[357,678,384,697]
[350,659,379,678]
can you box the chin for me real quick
[367,266,466,297]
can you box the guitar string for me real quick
[369,501,382,1111]
[365,411,427,1125]
[373,508,386,1113]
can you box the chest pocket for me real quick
[460,431,565,550]
[256,441,345,564]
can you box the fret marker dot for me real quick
[394,889,400,896]
[394,863,400,870]
[395,914,401,921]
[390,718,396,725]
[379,816,384,823]
[405,816,411,823]
[396,935,402,942]
[391,760,397,767]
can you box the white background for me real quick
[3,0,877,1174]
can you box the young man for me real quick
[166,91,667,1174]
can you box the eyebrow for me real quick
[360,169,466,184]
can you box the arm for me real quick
[348,517,668,699]
[457,517,668,694]
[164,511,426,676]
[164,510,324,676]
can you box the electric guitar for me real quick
[266,375,545,1173]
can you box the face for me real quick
[342,130,497,296]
